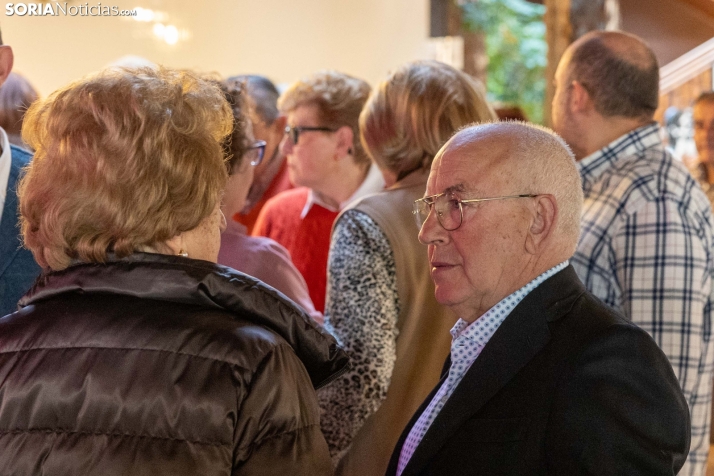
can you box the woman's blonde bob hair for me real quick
[19,67,232,270]
[360,60,497,179]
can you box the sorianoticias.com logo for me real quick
[5,2,137,16]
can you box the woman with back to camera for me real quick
[319,60,497,475]
[0,67,347,475]
[216,78,323,324]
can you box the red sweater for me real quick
[253,187,337,313]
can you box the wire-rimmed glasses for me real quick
[413,192,538,231]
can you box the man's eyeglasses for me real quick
[284,125,336,145]
[245,140,267,166]
[413,192,538,231]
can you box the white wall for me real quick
[3,0,431,96]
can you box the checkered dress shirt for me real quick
[396,261,569,476]
[572,123,714,476]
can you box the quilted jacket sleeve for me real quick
[232,343,333,476]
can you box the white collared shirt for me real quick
[299,163,385,219]
[0,128,12,224]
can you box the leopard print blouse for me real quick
[318,209,400,463]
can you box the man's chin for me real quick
[433,286,463,309]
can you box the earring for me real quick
[178,249,189,258]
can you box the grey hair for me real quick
[509,122,583,251]
[228,75,280,125]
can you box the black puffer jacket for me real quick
[0,253,349,475]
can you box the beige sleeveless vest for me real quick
[335,169,455,476]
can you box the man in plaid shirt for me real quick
[552,30,714,475]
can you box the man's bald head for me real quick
[441,122,583,257]
[420,123,582,317]
[564,30,659,121]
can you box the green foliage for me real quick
[462,0,547,123]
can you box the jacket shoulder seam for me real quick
[239,422,321,452]
[0,345,260,370]
[0,428,231,447]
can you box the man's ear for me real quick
[569,80,593,115]
[525,194,557,255]
[335,125,354,159]
[0,46,14,88]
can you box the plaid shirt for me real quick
[572,123,714,476]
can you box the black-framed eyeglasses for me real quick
[245,140,267,166]
[413,192,539,231]
[284,125,336,145]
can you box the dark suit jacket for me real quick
[0,144,40,316]
[387,266,690,476]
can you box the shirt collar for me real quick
[0,127,13,216]
[450,260,570,345]
[577,122,662,187]
[300,162,385,218]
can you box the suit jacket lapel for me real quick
[400,266,585,476]
[0,155,21,277]
[386,356,451,475]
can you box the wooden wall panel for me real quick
[656,68,712,123]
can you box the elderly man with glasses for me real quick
[387,122,690,476]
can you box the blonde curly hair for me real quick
[19,67,232,270]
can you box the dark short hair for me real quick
[228,75,280,125]
[569,35,659,120]
[694,91,714,107]
[217,78,250,173]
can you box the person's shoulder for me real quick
[546,290,690,473]
[9,144,32,167]
[6,291,290,372]
[230,233,293,266]
[190,306,292,367]
[348,189,387,210]
[548,287,646,348]
[608,145,709,215]
[157,308,291,375]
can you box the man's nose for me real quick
[418,208,446,245]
